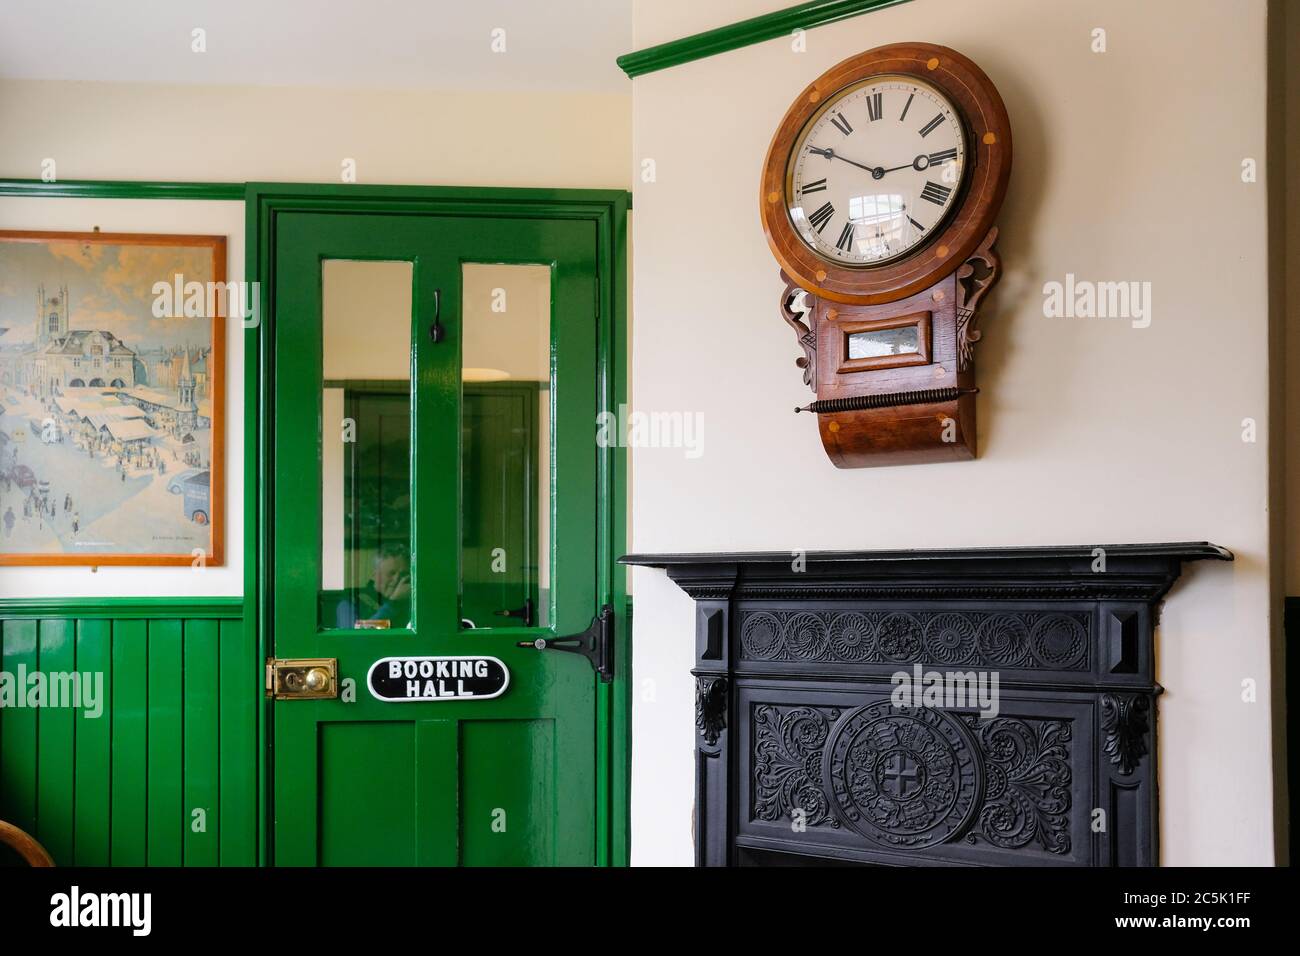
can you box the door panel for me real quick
[317,722,417,867]
[459,718,554,866]
[272,212,599,866]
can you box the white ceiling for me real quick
[0,0,633,94]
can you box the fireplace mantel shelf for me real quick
[620,541,1232,568]
[621,542,1232,605]
[623,540,1231,867]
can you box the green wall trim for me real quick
[616,0,915,78]
[0,178,244,201]
[0,597,244,619]
[0,179,630,208]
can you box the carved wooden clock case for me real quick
[760,42,1011,467]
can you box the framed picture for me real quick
[0,230,226,566]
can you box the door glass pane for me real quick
[320,259,414,631]
[460,263,551,630]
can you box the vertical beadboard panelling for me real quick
[183,619,220,865]
[0,602,253,867]
[72,618,112,865]
[218,616,256,865]
[145,619,183,866]
[0,619,38,839]
[35,620,75,864]
[110,618,148,866]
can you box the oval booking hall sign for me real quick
[367,656,510,702]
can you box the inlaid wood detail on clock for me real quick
[760,43,1011,303]
[779,270,816,388]
[761,42,1011,467]
[956,226,1001,371]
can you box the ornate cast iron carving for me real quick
[740,609,1090,670]
[735,582,1179,601]
[620,544,1232,866]
[752,702,1073,856]
[822,702,983,850]
[955,226,1001,371]
[752,704,840,828]
[695,676,729,747]
[963,716,1072,854]
[1101,693,1150,776]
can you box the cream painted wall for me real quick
[0,196,245,596]
[629,0,1277,865]
[0,80,629,600]
[0,80,631,189]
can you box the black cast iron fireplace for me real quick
[621,544,1231,867]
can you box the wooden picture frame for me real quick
[0,229,226,566]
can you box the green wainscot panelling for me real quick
[0,600,256,866]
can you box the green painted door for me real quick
[271,212,600,866]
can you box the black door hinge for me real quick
[517,604,614,682]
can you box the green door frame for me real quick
[246,184,631,866]
[0,178,631,867]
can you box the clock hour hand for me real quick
[806,145,884,180]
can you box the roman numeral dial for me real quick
[786,75,966,265]
[807,202,835,233]
[920,181,952,205]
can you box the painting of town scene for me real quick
[0,231,225,565]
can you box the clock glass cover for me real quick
[786,75,967,266]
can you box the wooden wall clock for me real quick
[760,42,1011,467]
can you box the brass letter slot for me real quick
[266,658,339,700]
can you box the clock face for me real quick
[786,75,967,267]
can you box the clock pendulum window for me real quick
[760,42,1012,467]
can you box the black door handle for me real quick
[494,597,535,627]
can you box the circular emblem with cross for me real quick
[822,701,983,849]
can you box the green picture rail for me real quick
[616,0,916,79]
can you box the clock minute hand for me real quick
[807,146,884,180]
